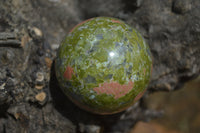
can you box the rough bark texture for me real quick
[0,0,199,133]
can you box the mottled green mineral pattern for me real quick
[55,17,152,114]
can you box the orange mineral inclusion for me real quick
[93,81,134,99]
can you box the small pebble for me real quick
[32,27,43,37]
[35,92,46,102]
[28,26,43,40]
[51,44,60,50]
[45,57,53,69]
[0,83,6,90]
[36,72,44,85]
[35,85,44,90]
[85,125,101,133]
[79,123,101,133]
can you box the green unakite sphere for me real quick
[55,17,152,114]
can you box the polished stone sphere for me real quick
[55,17,152,114]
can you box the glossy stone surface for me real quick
[55,17,152,114]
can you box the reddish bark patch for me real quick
[63,66,74,80]
[111,19,122,24]
[134,88,147,102]
[69,18,93,33]
[93,81,134,99]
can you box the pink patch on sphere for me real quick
[93,81,134,99]
[111,19,122,24]
[63,66,74,80]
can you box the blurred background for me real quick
[130,76,200,133]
